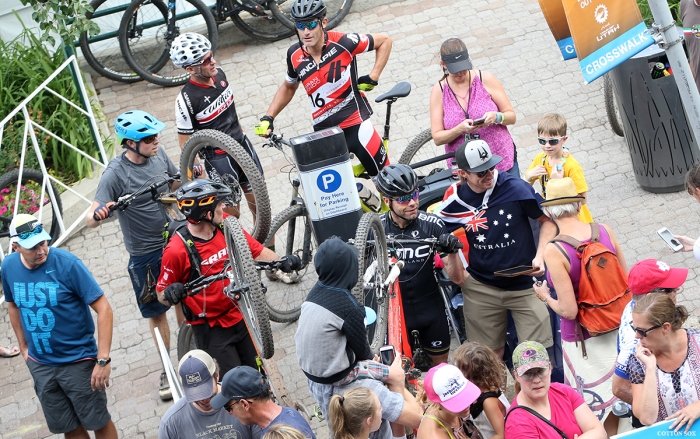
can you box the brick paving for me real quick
[2,0,700,437]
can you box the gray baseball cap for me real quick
[441,48,472,74]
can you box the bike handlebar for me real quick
[110,172,180,212]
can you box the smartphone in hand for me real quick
[657,227,684,252]
[471,117,486,126]
[379,345,396,365]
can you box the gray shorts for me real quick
[28,359,111,434]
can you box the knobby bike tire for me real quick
[224,216,275,359]
[180,129,271,242]
[604,73,624,137]
[398,128,449,178]
[176,321,197,360]
[119,0,218,87]
[0,168,64,245]
[270,0,354,30]
[352,212,389,354]
[230,8,295,42]
[80,0,142,83]
[262,203,315,323]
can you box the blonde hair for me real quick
[262,424,307,439]
[633,292,688,331]
[454,342,506,393]
[537,113,567,137]
[328,388,379,439]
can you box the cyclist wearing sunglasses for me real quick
[156,179,300,376]
[256,0,393,177]
[438,139,557,361]
[375,164,464,366]
[612,259,687,419]
[171,33,265,221]
[626,293,700,430]
[3,214,117,438]
[87,109,181,401]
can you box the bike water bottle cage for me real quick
[170,33,212,69]
[374,164,419,198]
[176,179,232,221]
[290,0,327,21]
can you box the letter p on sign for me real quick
[317,169,342,193]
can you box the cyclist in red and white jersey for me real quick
[257,0,393,176]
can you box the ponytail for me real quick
[328,388,378,439]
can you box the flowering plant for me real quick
[0,183,49,217]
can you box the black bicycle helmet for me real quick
[374,164,419,198]
[176,179,232,221]
[290,0,327,21]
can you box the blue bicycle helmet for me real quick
[290,0,327,20]
[114,110,166,144]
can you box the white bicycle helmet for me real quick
[170,33,212,68]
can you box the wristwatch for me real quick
[96,357,111,367]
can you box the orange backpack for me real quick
[551,223,630,340]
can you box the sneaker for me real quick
[265,269,300,284]
[159,372,173,401]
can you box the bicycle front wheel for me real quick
[270,0,354,30]
[180,129,271,242]
[224,216,275,359]
[604,73,624,137]
[119,0,218,87]
[0,169,64,245]
[176,322,198,361]
[262,204,315,323]
[80,0,142,83]
[230,8,294,42]
[398,128,449,178]
[352,212,388,354]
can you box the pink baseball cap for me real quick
[627,259,687,295]
[424,364,480,413]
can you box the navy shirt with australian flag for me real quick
[437,171,545,290]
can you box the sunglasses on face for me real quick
[470,166,495,178]
[194,54,215,67]
[224,399,240,412]
[651,287,681,294]
[390,190,419,204]
[630,323,662,338]
[295,20,320,31]
[537,136,566,146]
[13,223,44,240]
[177,195,218,211]
[140,134,158,144]
[521,367,549,381]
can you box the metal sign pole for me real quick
[648,0,700,146]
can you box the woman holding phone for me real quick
[430,37,518,175]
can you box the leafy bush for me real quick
[0,26,106,182]
[637,0,682,26]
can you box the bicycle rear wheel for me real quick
[176,322,197,360]
[119,0,218,87]
[262,203,315,323]
[80,0,142,83]
[604,73,624,137]
[230,8,295,42]
[270,0,354,30]
[224,216,275,359]
[180,129,271,242]
[0,169,64,245]
[352,212,388,355]
[398,128,449,178]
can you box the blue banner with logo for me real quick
[611,419,700,439]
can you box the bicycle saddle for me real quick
[375,81,411,103]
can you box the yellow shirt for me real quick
[527,151,593,223]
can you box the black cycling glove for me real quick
[279,255,302,273]
[357,75,379,90]
[437,234,463,254]
[164,282,187,305]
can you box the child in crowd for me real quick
[454,342,510,439]
[328,388,383,439]
[524,113,593,223]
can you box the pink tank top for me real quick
[546,225,615,342]
[441,74,514,171]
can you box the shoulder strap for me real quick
[505,405,569,439]
[423,415,456,439]
[479,70,482,81]
[550,234,583,252]
[590,222,600,242]
[176,227,204,282]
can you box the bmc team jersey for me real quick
[175,70,244,142]
[380,211,446,305]
[157,227,264,327]
[286,31,374,130]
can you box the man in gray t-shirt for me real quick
[86,110,180,401]
[682,0,700,93]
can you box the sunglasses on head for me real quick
[295,19,320,31]
[140,134,158,144]
[390,190,419,204]
[177,195,218,211]
[537,136,566,146]
[471,166,495,178]
[13,223,44,240]
[630,323,662,338]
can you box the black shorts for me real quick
[203,135,264,193]
[28,359,111,434]
[191,320,257,377]
[403,299,451,355]
[342,120,388,177]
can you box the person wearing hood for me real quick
[295,237,422,439]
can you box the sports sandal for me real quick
[0,345,20,358]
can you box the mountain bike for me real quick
[179,129,271,243]
[270,0,354,31]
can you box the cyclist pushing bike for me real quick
[375,164,464,367]
[256,0,393,177]
[155,179,301,376]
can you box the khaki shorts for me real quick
[461,276,553,351]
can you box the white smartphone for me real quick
[657,227,684,252]
[379,345,396,365]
